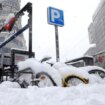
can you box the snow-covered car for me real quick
[53,62,89,87]
[16,58,62,88]
[79,66,105,79]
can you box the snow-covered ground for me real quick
[0,82,105,105]
[0,58,105,105]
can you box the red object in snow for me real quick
[4,17,15,31]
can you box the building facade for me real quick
[86,0,105,56]
[0,0,26,56]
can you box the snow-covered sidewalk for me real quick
[0,83,105,105]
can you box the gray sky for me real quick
[21,0,100,62]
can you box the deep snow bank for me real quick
[0,83,105,105]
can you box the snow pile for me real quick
[53,62,105,84]
[17,58,62,86]
[0,84,105,105]
[79,66,105,84]
[0,81,20,88]
[17,59,105,86]
[53,62,90,79]
[0,58,105,105]
[89,74,103,84]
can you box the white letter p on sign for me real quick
[51,9,60,22]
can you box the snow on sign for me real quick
[47,7,64,27]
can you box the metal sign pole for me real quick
[28,3,32,58]
[47,7,64,62]
[55,25,60,62]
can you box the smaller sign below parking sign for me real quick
[47,7,64,27]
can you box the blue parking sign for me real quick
[47,7,64,27]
